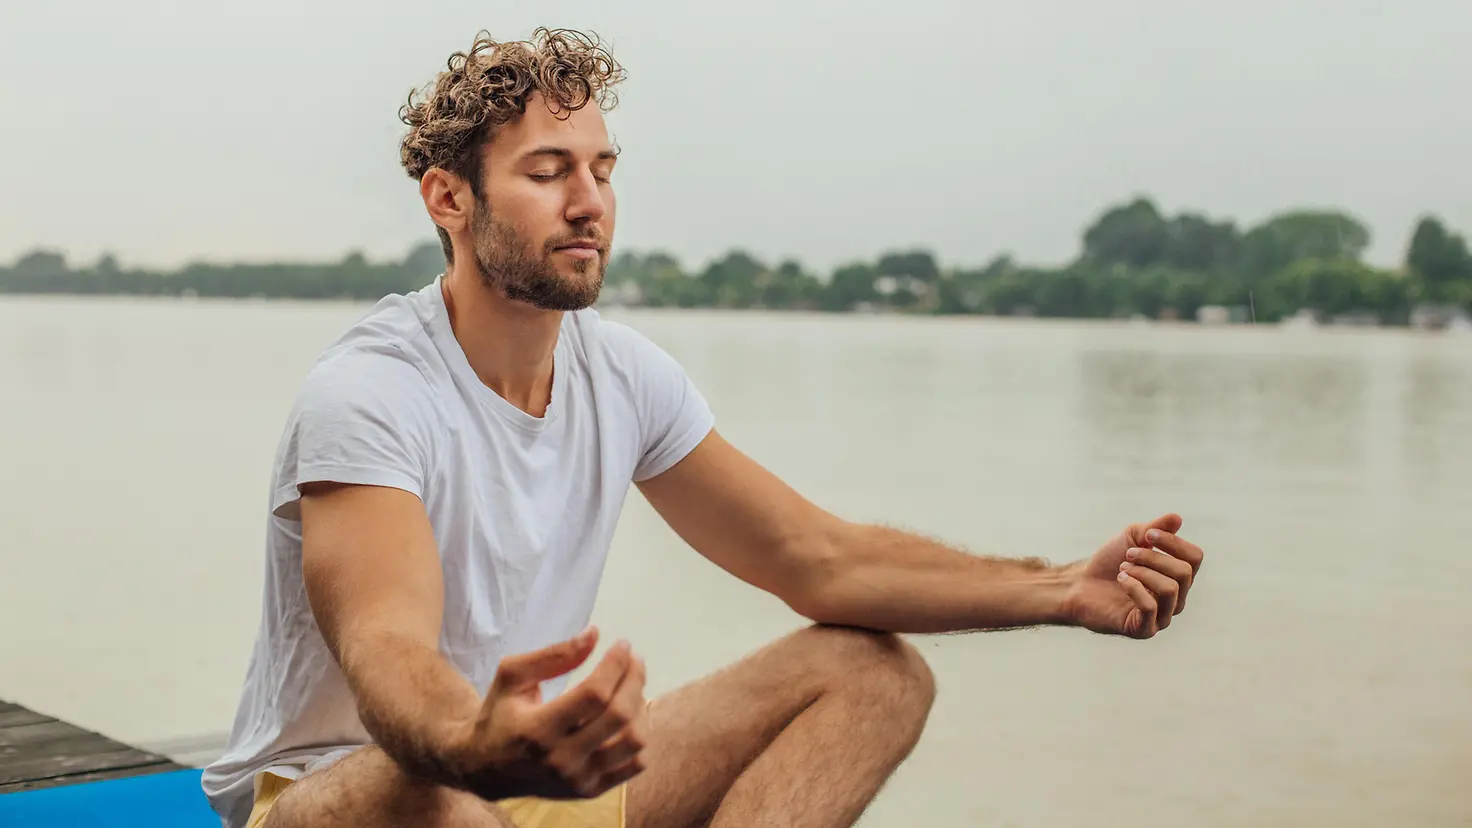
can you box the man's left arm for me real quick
[636,430,1204,639]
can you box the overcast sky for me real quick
[1,1,1467,274]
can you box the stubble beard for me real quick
[471,203,606,312]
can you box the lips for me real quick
[552,234,603,251]
[553,240,603,261]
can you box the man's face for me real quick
[469,92,617,311]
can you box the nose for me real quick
[564,167,607,225]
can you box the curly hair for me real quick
[399,28,627,263]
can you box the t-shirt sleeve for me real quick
[610,324,715,482]
[270,352,436,520]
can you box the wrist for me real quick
[1030,559,1077,624]
[431,706,487,785]
[1051,561,1087,627]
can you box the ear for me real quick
[420,168,474,237]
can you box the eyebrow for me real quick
[521,146,620,163]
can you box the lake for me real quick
[2,295,1469,826]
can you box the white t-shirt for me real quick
[200,276,714,827]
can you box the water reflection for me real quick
[1401,355,1472,498]
[1079,347,1369,484]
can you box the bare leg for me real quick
[262,745,511,828]
[627,624,936,828]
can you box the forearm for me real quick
[338,630,482,784]
[804,524,1077,633]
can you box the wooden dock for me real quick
[0,699,185,794]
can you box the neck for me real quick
[440,263,562,417]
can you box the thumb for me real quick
[493,627,599,691]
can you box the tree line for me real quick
[4,196,1470,324]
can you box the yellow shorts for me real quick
[245,769,625,828]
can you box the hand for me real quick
[1061,513,1205,639]
[445,627,650,801]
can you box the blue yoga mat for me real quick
[0,769,216,827]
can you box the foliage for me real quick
[4,196,1469,325]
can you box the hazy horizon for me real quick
[3,1,1469,274]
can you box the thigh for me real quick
[624,625,850,828]
[262,746,510,828]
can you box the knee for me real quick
[797,625,937,713]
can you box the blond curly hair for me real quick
[399,28,626,263]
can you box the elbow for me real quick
[778,527,855,625]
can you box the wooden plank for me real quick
[1,730,144,769]
[0,698,56,730]
[0,720,94,748]
[0,709,54,728]
[0,748,177,786]
[0,760,180,794]
[0,700,185,792]
[0,762,180,794]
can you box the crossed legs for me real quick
[262,625,936,828]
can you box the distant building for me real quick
[1330,312,1381,327]
[1281,308,1319,328]
[1410,304,1471,331]
[1196,305,1230,324]
[597,281,643,308]
[873,275,929,301]
[1197,304,1252,324]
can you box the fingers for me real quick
[1145,528,1204,573]
[1125,545,1194,613]
[542,642,648,796]
[567,649,647,758]
[593,748,648,792]
[582,687,649,780]
[1116,570,1158,638]
[1145,513,1183,536]
[540,640,634,736]
[1126,546,1191,580]
[494,627,599,690]
[1120,562,1179,627]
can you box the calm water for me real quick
[2,295,1470,826]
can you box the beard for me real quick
[470,203,607,312]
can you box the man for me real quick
[201,27,1205,828]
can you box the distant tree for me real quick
[1081,197,1170,268]
[1163,212,1240,272]
[13,250,68,278]
[1259,258,1405,321]
[1405,215,1472,302]
[875,250,940,283]
[822,262,878,311]
[403,241,446,280]
[699,250,766,309]
[1240,210,1370,277]
[761,259,822,309]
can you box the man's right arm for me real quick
[296,478,652,801]
[298,480,481,783]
